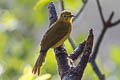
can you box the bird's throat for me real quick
[68,18,72,23]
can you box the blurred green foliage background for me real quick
[0,0,120,80]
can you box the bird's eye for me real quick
[63,15,67,17]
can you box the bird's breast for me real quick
[51,22,72,48]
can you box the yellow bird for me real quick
[32,10,74,75]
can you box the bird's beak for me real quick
[70,15,76,17]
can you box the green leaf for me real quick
[35,74,51,80]
[64,39,73,54]
[34,0,56,10]
[82,63,99,80]
[64,0,83,11]
[0,33,7,59]
[19,66,51,80]
[110,45,120,65]
[43,49,57,75]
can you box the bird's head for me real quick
[60,10,75,23]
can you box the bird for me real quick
[32,10,74,75]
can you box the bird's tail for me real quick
[32,50,47,75]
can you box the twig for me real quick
[68,37,76,49]
[89,0,120,80]
[90,59,105,80]
[73,0,88,22]
[107,12,114,23]
[68,41,86,61]
[110,19,120,27]
[60,0,65,11]
[96,0,105,25]
[91,0,120,60]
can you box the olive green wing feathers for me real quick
[41,21,71,49]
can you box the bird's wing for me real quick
[41,21,70,49]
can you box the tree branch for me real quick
[110,19,120,27]
[91,27,107,60]
[91,0,120,61]
[60,0,65,11]
[96,0,105,25]
[54,45,70,77]
[59,0,120,80]
[48,0,120,79]
[62,29,94,80]
[48,2,94,80]
[59,0,105,80]
[107,11,114,23]
[68,37,76,49]
[75,29,94,77]
[89,0,120,80]
[68,41,86,61]
[48,2,58,26]
[90,59,105,80]
[73,0,88,22]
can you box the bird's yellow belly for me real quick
[51,32,70,48]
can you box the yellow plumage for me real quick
[32,10,74,75]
